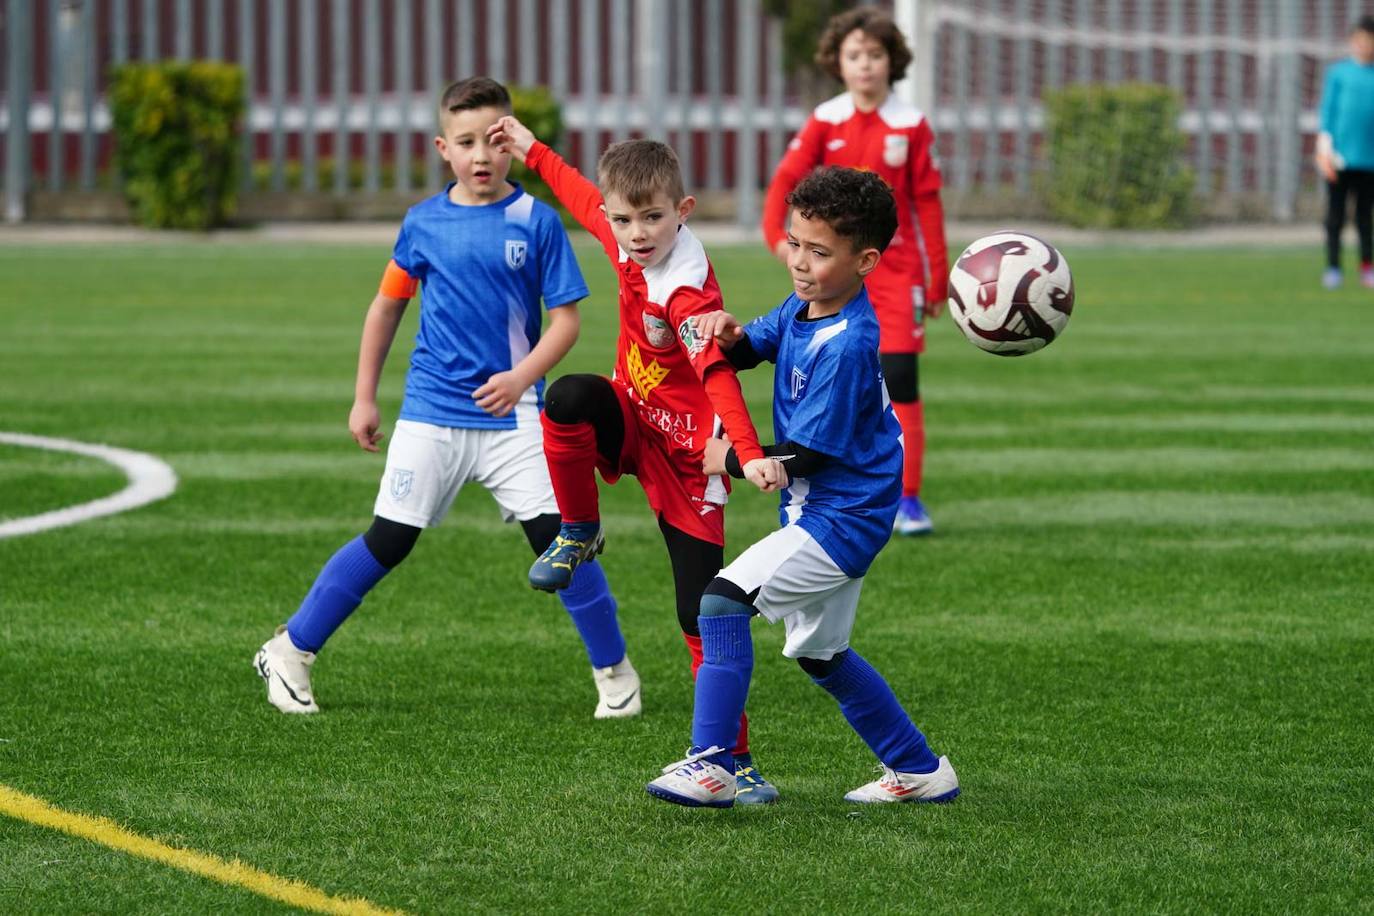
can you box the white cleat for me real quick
[253,625,319,714]
[592,655,641,719]
[844,756,959,804]
[646,746,736,808]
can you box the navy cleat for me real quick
[529,521,605,592]
[733,754,780,805]
[893,495,933,537]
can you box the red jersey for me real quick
[763,92,949,306]
[525,141,764,465]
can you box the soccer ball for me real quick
[947,231,1075,356]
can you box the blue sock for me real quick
[558,559,626,669]
[286,536,389,653]
[691,603,754,771]
[812,650,939,774]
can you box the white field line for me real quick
[0,432,177,539]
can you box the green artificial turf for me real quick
[0,239,1371,914]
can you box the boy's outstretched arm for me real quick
[487,116,616,256]
[350,291,411,452]
[474,302,582,417]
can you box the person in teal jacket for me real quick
[1317,16,1374,290]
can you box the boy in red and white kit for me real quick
[488,116,784,803]
[763,7,948,535]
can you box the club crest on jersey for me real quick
[627,341,670,402]
[390,468,414,500]
[791,367,808,400]
[505,239,527,270]
[642,311,674,348]
[883,134,909,168]
[677,318,706,356]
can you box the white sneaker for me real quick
[592,655,641,719]
[844,756,959,804]
[253,626,319,714]
[646,746,736,808]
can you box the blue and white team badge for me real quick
[505,239,527,270]
[390,468,414,501]
[791,367,808,400]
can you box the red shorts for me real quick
[596,381,728,545]
[866,267,927,355]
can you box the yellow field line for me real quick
[0,784,406,916]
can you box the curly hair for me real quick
[813,8,913,86]
[786,166,897,253]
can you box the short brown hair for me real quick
[814,8,913,85]
[438,76,511,124]
[787,166,897,253]
[596,139,686,206]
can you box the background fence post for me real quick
[5,0,33,223]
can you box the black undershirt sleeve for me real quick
[723,335,765,370]
[724,440,831,480]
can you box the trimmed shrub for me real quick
[109,61,244,230]
[507,84,569,220]
[1043,83,1195,229]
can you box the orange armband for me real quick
[378,259,419,298]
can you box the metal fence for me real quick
[910,0,1359,219]
[0,0,1364,225]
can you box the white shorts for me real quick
[373,419,557,528]
[718,524,863,661]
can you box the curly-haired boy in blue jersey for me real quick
[647,167,959,807]
[254,77,637,720]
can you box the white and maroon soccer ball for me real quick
[947,231,1075,356]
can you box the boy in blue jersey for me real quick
[1317,16,1374,290]
[646,167,959,807]
[254,77,637,720]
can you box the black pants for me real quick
[1325,169,1374,268]
[545,373,722,636]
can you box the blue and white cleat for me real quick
[1323,267,1344,290]
[844,756,960,804]
[893,496,933,537]
[646,746,736,808]
[529,522,605,592]
[733,754,780,805]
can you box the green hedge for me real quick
[110,61,244,230]
[507,85,569,220]
[1043,83,1195,229]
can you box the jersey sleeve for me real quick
[785,341,872,458]
[534,208,590,309]
[1319,64,1340,137]
[525,141,618,259]
[381,216,422,298]
[666,286,764,463]
[762,115,826,251]
[909,121,949,302]
[666,286,733,379]
[741,300,787,363]
[389,213,424,277]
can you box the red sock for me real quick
[892,399,925,498]
[540,413,600,523]
[682,632,750,757]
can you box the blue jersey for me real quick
[1320,58,1374,171]
[390,182,588,429]
[744,288,903,577]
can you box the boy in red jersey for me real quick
[763,7,949,536]
[487,115,783,803]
